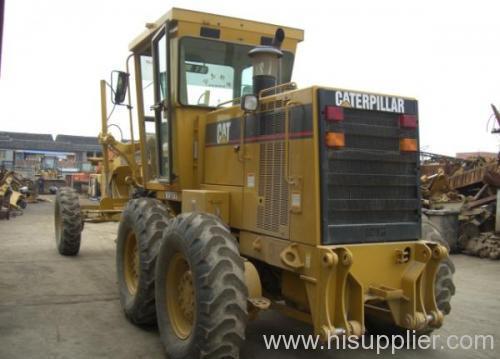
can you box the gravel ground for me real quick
[0,199,498,358]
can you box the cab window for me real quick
[179,37,294,107]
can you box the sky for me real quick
[0,0,499,156]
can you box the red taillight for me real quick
[325,106,344,121]
[399,114,417,129]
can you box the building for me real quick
[0,131,102,177]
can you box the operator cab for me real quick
[109,8,303,192]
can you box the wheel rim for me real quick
[124,231,139,295]
[166,252,195,339]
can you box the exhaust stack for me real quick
[248,28,285,96]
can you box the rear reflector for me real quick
[325,106,344,121]
[325,132,345,148]
[400,138,417,152]
[399,114,418,128]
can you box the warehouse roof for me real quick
[55,135,99,146]
[0,131,101,153]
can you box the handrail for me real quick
[259,82,297,98]
[125,53,135,145]
[216,96,242,108]
[283,100,301,185]
[99,80,110,198]
[216,81,298,108]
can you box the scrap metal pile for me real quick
[421,152,500,259]
[0,169,38,220]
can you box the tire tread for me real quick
[55,187,82,256]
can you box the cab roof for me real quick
[129,8,304,52]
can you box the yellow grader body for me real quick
[54,8,454,358]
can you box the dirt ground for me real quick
[0,199,498,359]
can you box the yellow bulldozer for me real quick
[54,8,455,358]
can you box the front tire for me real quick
[116,198,170,325]
[54,187,82,256]
[155,213,248,359]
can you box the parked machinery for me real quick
[54,8,455,358]
[0,170,29,219]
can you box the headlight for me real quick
[241,94,259,112]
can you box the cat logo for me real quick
[216,121,231,144]
[334,90,405,113]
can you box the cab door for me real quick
[151,23,173,182]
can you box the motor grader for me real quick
[54,8,455,358]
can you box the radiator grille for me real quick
[257,141,289,233]
[318,89,421,244]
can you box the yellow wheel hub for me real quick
[124,232,139,295]
[166,253,195,339]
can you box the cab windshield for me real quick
[179,37,294,107]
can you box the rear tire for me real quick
[54,187,82,256]
[116,198,170,326]
[422,215,456,315]
[155,213,248,359]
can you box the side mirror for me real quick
[241,94,259,112]
[111,70,129,105]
